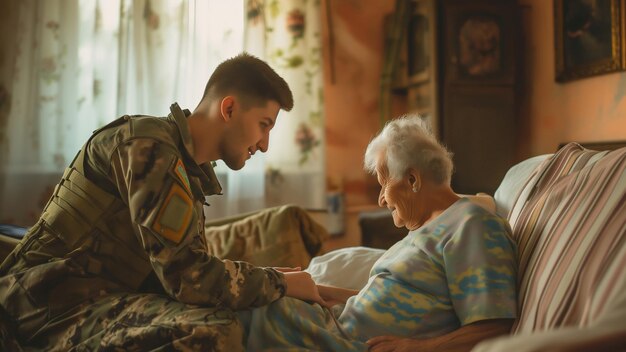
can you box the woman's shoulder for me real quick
[461,193,496,214]
[437,198,511,238]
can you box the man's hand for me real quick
[283,271,329,307]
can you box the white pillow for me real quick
[305,246,386,290]
[493,154,550,219]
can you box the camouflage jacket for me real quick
[0,103,286,338]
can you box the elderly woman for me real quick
[240,115,517,351]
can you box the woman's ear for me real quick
[220,96,235,121]
[408,169,421,193]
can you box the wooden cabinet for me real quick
[387,0,520,195]
[441,0,519,195]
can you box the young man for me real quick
[0,53,324,351]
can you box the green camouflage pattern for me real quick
[30,293,244,351]
[0,103,286,350]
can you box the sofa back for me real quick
[505,143,626,333]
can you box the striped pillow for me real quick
[507,142,626,333]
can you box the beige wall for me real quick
[519,0,626,157]
[319,0,398,248]
[321,0,396,209]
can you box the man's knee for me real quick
[41,294,246,351]
[148,303,245,351]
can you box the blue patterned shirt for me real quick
[338,198,518,341]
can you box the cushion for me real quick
[204,205,329,269]
[506,143,626,333]
[493,154,550,219]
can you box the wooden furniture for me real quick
[386,0,520,195]
[358,209,405,249]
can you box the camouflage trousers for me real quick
[24,293,244,352]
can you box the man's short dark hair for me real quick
[201,52,294,111]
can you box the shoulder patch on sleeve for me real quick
[173,158,192,194]
[152,182,193,244]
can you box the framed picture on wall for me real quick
[555,0,626,82]
[443,1,517,85]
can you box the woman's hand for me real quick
[283,271,328,307]
[367,319,514,352]
[273,266,301,273]
[367,336,423,352]
[317,284,359,306]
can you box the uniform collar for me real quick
[168,102,222,196]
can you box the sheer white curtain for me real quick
[0,0,324,225]
[242,0,326,213]
[0,0,244,226]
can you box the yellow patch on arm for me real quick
[152,182,193,244]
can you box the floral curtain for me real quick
[243,0,326,211]
[0,0,244,226]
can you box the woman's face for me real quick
[376,160,422,230]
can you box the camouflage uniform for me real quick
[0,103,286,351]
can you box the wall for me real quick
[519,0,626,157]
[321,0,396,208]
[320,0,397,248]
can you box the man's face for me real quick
[220,99,281,170]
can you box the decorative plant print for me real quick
[40,56,60,85]
[266,166,285,186]
[287,9,305,39]
[295,122,320,165]
[143,0,160,30]
[247,0,263,25]
[270,49,304,69]
[46,20,60,39]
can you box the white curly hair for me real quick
[364,114,454,185]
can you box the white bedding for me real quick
[305,246,385,290]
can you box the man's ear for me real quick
[407,168,421,193]
[220,96,235,121]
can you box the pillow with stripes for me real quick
[506,142,626,335]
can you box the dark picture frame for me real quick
[443,1,517,85]
[555,0,626,82]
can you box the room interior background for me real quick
[1,0,625,247]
